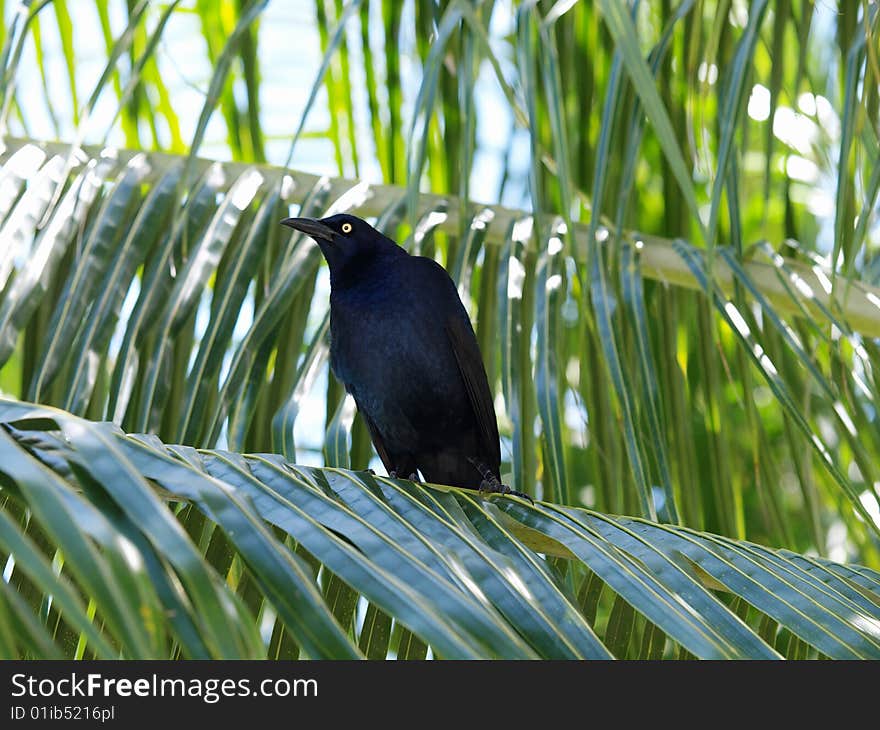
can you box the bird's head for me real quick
[280,213,401,282]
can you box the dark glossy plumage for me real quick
[280,213,512,494]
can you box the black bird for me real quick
[281,213,527,499]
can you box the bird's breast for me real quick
[328,286,469,424]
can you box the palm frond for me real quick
[4,397,880,659]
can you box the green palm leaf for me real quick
[3,397,880,659]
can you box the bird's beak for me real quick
[280,217,336,242]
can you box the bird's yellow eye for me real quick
[341,222,353,234]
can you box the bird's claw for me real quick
[478,475,534,504]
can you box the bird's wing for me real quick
[445,314,501,468]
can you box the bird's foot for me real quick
[389,470,420,482]
[469,459,533,503]
[478,477,534,504]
